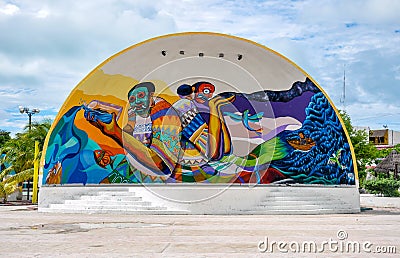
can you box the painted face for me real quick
[128,86,151,116]
[195,83,215,103]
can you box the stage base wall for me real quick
[39,184,360,215]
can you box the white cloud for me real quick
[0,0,400,135]
[0,3,19,15]
[36,8,49,18]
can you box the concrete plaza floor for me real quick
[0,204,399,257]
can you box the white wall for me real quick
[39,184,360,215]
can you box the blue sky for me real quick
[1,0,400,135]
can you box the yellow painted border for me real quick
[41,32,358,186]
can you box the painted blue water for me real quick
[271,93,355,185]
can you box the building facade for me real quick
[355,126,400,149]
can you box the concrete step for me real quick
[64,200,152,206]
[255,190,356,213]
[97,191,136,196]
[259,204,355,210]
[263,188,343,193]
[80,195,143,201]
[263,196,335,200]
[242,208,360,215]
[50,204,168,211]
[263,192,336,196]
[258,200,346,206]
[39,207,190,215]
[255,204,324,210]
[262,196,331,201]
[45,189,188,214]
[255,204,355,211]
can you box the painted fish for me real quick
[94,149,113,168]
[224,110,263,133]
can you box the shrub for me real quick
[364,178,400,197]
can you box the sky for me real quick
[0,0,400,136]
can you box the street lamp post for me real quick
[19,106,40,131]
[18,106,40,201]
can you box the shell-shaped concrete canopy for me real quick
[41,32,357,187]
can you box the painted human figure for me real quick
[85,82,181,178]
[172,84,199,126]
[178,81,234,162]
[172,84,208,166]
[123,83,155,146]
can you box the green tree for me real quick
[375,143,400,159]
[0,120,51,202]
[0,129,11,172]
[0,129,11,149]
[339,110,379,185]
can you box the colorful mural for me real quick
[42,33,356,186]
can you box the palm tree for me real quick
[24,119,52,160]
[0,129,11,148]
[0,119,52,202]
[0,129,11,175]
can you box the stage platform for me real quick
[39,184,360,215]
